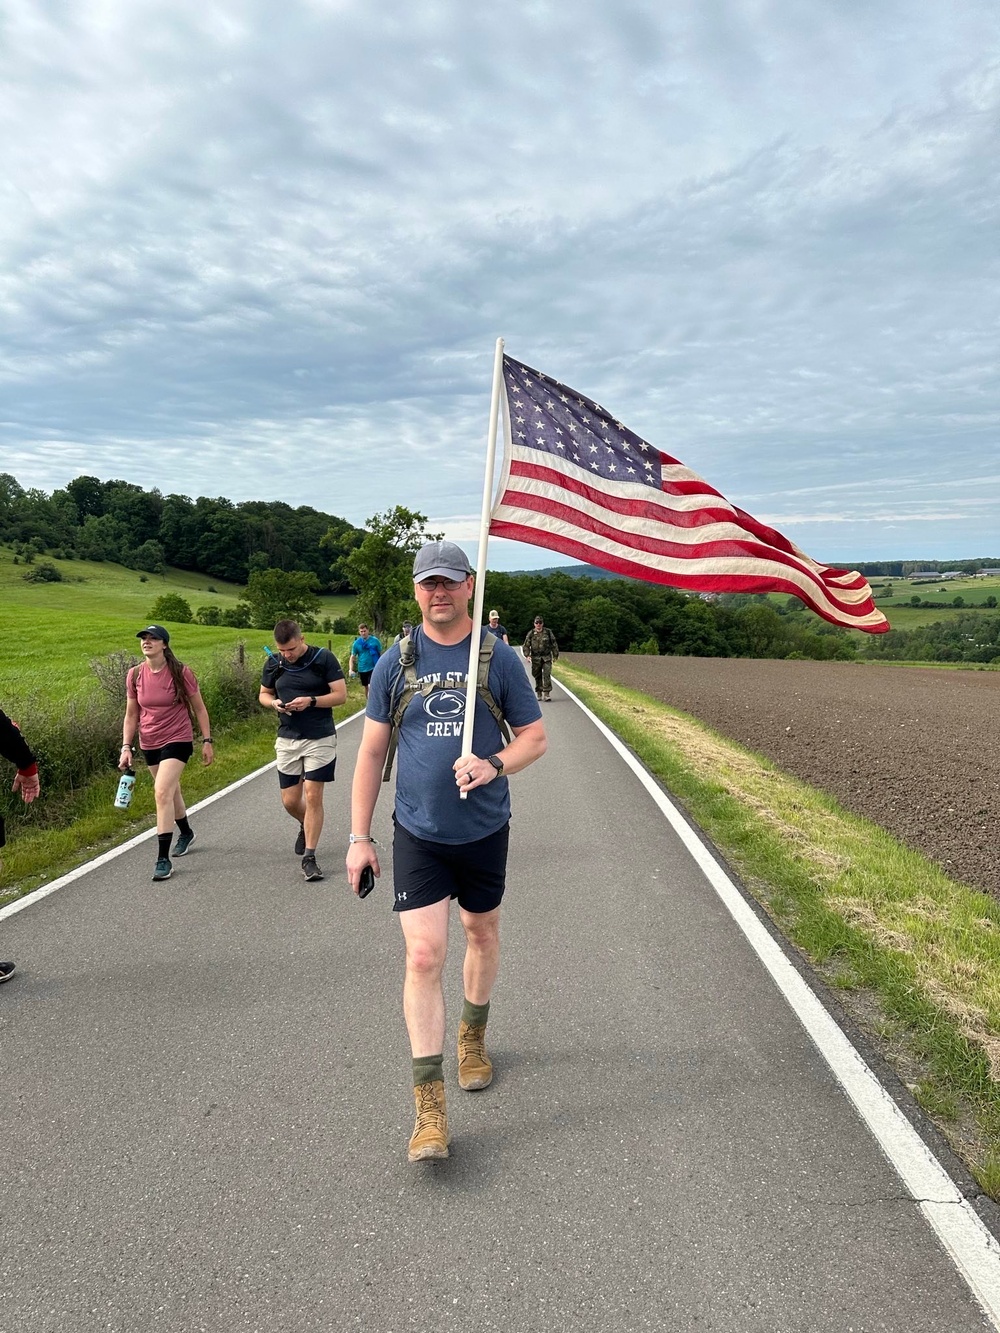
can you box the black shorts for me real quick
[140,741,194,767]
[359,670,374,687]
[392,819,510,914]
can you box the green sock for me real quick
[412,1054,444,1087]
[461,999,490,1028]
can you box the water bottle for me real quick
[114,767,136,810]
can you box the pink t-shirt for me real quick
[128,663,199,749]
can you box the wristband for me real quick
[349,833,377,845]
[201,737,213,744]
[310,695,317,707]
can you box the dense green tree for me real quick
[149,594,194,624]
[737,604,789,658]
[339,506,442,636]
[238,568,321,630]
[574,595,620,652]
[76,513,128,562]
[65,475,106,519]
[129,540,165,573]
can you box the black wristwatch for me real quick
[486,754,504,777]
[310,695,317,707]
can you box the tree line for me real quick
[0,472,362,588]
[482,578,858,660]
[855,558,1000,577]
[6,474,995,663]
[855,613,1000,665]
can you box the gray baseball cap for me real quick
[412,540,473,582]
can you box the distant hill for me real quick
[513,559,1000,581]
[506,563,626,580]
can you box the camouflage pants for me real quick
[530,656,553,695]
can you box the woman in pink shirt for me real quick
[119,625,214,882]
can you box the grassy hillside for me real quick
[0,546,354,699]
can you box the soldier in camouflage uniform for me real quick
[522,616,559,701]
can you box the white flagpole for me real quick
[459,336,505,797]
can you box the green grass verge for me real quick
[0,687,367,907]
[555,661,1000,1198]
[0,544,354,697]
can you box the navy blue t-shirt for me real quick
[366,628,542,844]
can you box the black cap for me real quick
[136,624,170,644]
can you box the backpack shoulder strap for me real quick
[475,631,511,743]
[381,635,420,782]
[380,630,511,783]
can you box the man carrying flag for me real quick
[346,539,547,1163]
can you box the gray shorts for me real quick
[275,734,337,788]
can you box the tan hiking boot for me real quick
[457,1021,493,1090]
[408,1080,450,1162]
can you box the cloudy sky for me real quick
[1,0,998,570]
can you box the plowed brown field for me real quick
[564,656,999,898]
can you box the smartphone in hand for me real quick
[358,866,376,899]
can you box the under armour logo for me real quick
[396,891,408,901]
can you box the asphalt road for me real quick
[1,678,997,1332]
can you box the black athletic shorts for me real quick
[392,819,510,914]
[359,670,374,687]
[140,741,194,767]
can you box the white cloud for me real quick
[1,0,998,565]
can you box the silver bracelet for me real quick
[348,833,377,845]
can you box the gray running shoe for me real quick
[174,830,196,856]
[301,855,324,882]
[294,824,306,857]
[152,858,173,881]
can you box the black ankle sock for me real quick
[157,832,172,860]
[176,817,192,837]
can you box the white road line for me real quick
[555,673,1000,1329]
[0,707,367,924]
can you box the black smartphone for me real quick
[358,865,376,899]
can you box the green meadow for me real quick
[0,546,364,901]
[868,574,1000,631]
[0,546,354,698]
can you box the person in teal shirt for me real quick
[349,623,383,699]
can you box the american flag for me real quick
[489,356,889,634]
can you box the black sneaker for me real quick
[301,855,324,882]
[294,824,306,858]
[152,858,173,882]
[174,830,196,856]
[0,961,16,985]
